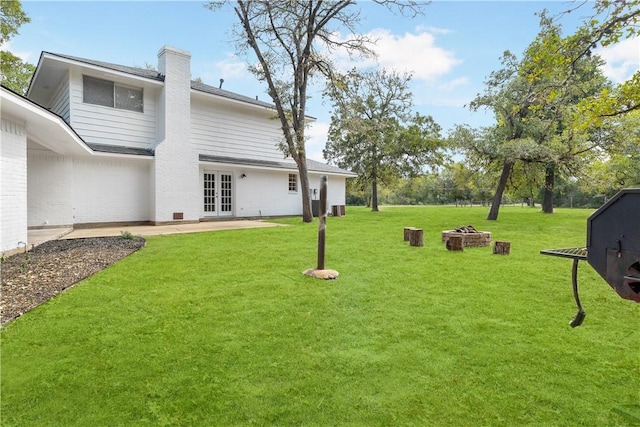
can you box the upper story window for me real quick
[288,174,298,192]
[83,75,143,113]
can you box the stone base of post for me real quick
[302,269,340,280]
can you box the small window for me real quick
[83,75,143,113]
[115,85,143,112]
[83,76,113,108]
[288,174,298,192]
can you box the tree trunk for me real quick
[296,156,313,222]
[542,163,555,214]
[487,159,514,221]
[371,171,379,212]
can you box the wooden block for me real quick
[331,205,345,217]
[493,241,511,255]
[409,228,424,247]
[446,235,463,251]
[404,227,415,241]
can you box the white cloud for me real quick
[305,121,330,162]
[332,28,460,82]
[0,42,33,63]
[213,58,247,78]
[194,52,251,89]
[596,36,640,83]
[415,25,452,36]
[439,77,469,91]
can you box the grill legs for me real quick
[570,258,586,327]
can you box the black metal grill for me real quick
[541,188,640,327]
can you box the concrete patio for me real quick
[27,220,284,249]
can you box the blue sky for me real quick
[7,1,639,161]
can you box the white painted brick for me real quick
[27,149,152,226]
[1,119,28,254]
[153,46,199,222]
[72,157,151,224]
[27,150,74,226]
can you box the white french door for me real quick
[203,171,233,217]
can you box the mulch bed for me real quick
[1,236,145,326]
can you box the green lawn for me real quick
[1,206,639,426]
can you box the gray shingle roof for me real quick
[306,158,357,176]
[199,155,355,176]
[190,80,275,109]
[45,52,164,81]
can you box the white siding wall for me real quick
[191,97,286,162]
[72,157,151,224]
[198,164,348,218]
[209,167,302,217]
[27,149,74,227]
[68,68,157,149]
[50,73,70,123]
[1,119,28,254]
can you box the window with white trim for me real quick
[83,75,143,113]
[288,174,298,192]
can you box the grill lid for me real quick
[587,188,640,302]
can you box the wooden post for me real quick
[446,236,463,251]
[403,227,415,241]
[493,241,511,255]
[409,228,424,247]
[317,176,328,270]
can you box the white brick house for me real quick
[0,46,354,255]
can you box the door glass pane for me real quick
[204,173,216,212]
[220,174,232,212]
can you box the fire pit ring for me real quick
[442,225,492,248]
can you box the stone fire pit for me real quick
[441,225,492,247]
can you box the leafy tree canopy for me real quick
[554,1,640,119]
[1,0,29,45]
[1,1,33,94]
[324,67,443,211]
[1,51,34,93]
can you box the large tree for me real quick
[467,11,611,219]
[0,1,34,94]
[208,1,428,222]
[517,14,610,213]
[467,50,538,220]
[323,67,443,211]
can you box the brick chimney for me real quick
[152,46,199,224]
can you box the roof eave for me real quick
[40,52,165,86]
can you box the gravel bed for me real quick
[1,236,145,326]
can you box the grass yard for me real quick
[1,206,639,426]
